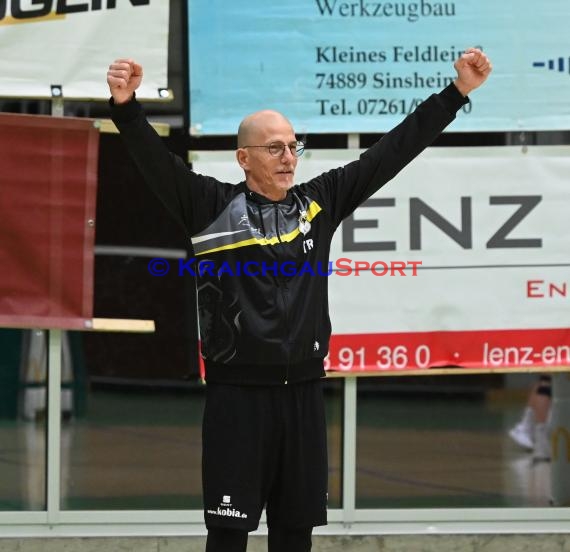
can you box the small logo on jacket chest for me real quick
[298,210,311,235]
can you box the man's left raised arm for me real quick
[301,48,493,228]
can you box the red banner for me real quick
[327,328,570,372]
[197,328,570,379]
[0,113,99,329]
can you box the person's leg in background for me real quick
[530,375,552,461]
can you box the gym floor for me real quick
[0,374,551,512]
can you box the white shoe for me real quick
[508,407,535,450]
[509,423,534,450]
[532,423,551,462]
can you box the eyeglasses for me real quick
[242,141,305,157]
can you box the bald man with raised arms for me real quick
[107,48,491,552]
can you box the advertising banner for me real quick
[0,1,169,100]
[191,146,570,371]
[188,0,570,134]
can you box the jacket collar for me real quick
[242,182,294,206]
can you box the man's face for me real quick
[237,112,299,200]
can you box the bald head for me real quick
[235,109,299,201]
[237,110,294,148]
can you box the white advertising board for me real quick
[192,146,570,371]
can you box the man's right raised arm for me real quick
[107,59,214,234]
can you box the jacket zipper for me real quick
[274,204,290,384]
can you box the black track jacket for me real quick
[111,83,468,385]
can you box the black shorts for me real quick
[202,379,328,532]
